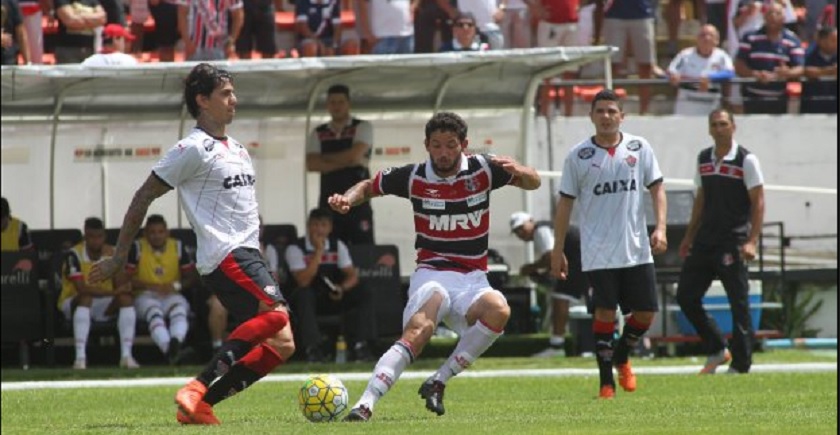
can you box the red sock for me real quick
[228,310,289,345]
[239,343,284,376]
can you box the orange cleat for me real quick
[599,385,615,399]
[616,362,637,392]
[174,379,208,417]
[176,401,220,425]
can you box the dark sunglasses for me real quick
[454,22,475,29]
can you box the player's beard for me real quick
[431,154,461,175]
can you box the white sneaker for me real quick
[532,347,566,358]
[120,356,140,369]
[73,359,86,370]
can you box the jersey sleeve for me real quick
[483,154,515,190]
[284,244,307,272]
[337,241,353,269]
[151,142,203,189]
[355,121,373,146]
[558,149,580,198]
[371,164,413,198]
[642,140,664,188]
[743,154,764,190]
[125,241,140,271]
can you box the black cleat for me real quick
[418,378,446,416]
[343,405,372,422]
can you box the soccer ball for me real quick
[298,374,349,422]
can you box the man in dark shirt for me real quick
[1,0,31,64]
[53,0,106,63]
[801,25,837,114]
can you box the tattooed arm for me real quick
[89,174,172,283]
[327,179,376,214]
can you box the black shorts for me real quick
[150,2,180,48]
[586,263,658,313]
[236,9,277,56]
[201,247,286,324]
[553,271,589,300]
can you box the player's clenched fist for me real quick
[328,194,352,214]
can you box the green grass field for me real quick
[2,350,837,434]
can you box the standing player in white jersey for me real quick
[329,112,541,421]
[89,63,294,425]
[551,89,668,399]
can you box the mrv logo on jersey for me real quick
[428,211,484,231]
[593,179,637,195]
[223,173,256,189]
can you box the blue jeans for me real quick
[372,36,414,55]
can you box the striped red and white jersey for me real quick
[152,127,260,275]
[371,153,514,272]
[179,0,243,50]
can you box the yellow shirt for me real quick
[1,217,32,252]
[58,242,115,309]
[127,237,191,288]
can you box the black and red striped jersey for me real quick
[371,153,514,272]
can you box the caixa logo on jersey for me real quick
[223,173,256,189]
[593,179,637,196]
[428,210,484,231]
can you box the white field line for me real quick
[1,363,835,392]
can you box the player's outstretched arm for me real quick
[89,174,171,283]
[490,155,541,190]
[328,178,376,215]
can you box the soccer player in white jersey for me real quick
[329,112,541,421]
[89,63,295,425]
[551,89,668,399]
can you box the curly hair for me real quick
[425,112,468,142]
[183,63,233,119]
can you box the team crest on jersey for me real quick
[382,167,395,175]
[264,285,279,297]
[625,155,637,168]
[203,138,215,152]
[465,178,478,192]
[466,192,487,207]
[626,140,642,151]
[578,147,596,160]
[721,253,734,266]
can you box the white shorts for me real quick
[134,291,189,319]
[536,21,579,48]
[403,268,501,336]
[61,296,114,322]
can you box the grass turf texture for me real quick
[2,350,837,434]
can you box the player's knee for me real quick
[483,290,511,321]
[116,293,134,307]
[75,295,93,307]
[265,328,295,360]
[632,311,656,325]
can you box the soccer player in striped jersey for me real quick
[551,89,668,399]
[89,63,294,425]
[330,111,541,421]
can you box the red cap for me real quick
[103,24,136,41]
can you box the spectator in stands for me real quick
[178,0,244,60]
[295,0,358,57]
[53,0,106,63]
[735,0,804,114]
[0,197,33,252]
[81,23,139,65]
[126,215,196,365]
[413,0,457,53]
[510,212,589,358]
[533,0,580,117]
[800,25,837,114]
[127,0,149,55]
[58,217,138,369]
[285,208,376,362]
[236,0,280,59]
[1,0,30,64]
[803,0,836,42]
[668,24,735,116]
[666,0,706,57]
[355,0,414,55]
[676,108,764,375]
[458,0,505,49]
[725,0,765,113]
[498,0,530,49]
[306,84,375,245]
[439,12,489,51]
[14,0,42,64]
[149,0,179,61]
[601,0,656,115]
[95,0,125,53]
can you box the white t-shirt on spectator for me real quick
[368,0,413,38]
[284,237,353,271]
[81,52,139,66]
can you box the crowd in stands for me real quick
[0,0,836,114]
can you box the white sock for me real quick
[118,307,137,359]
[432,320,502,384]
[169,308,189,343]
[212,339,223,350]
[73,307,91,361]
[355,340,415,411]
[549,335,566,347]
[148,317,170,354]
